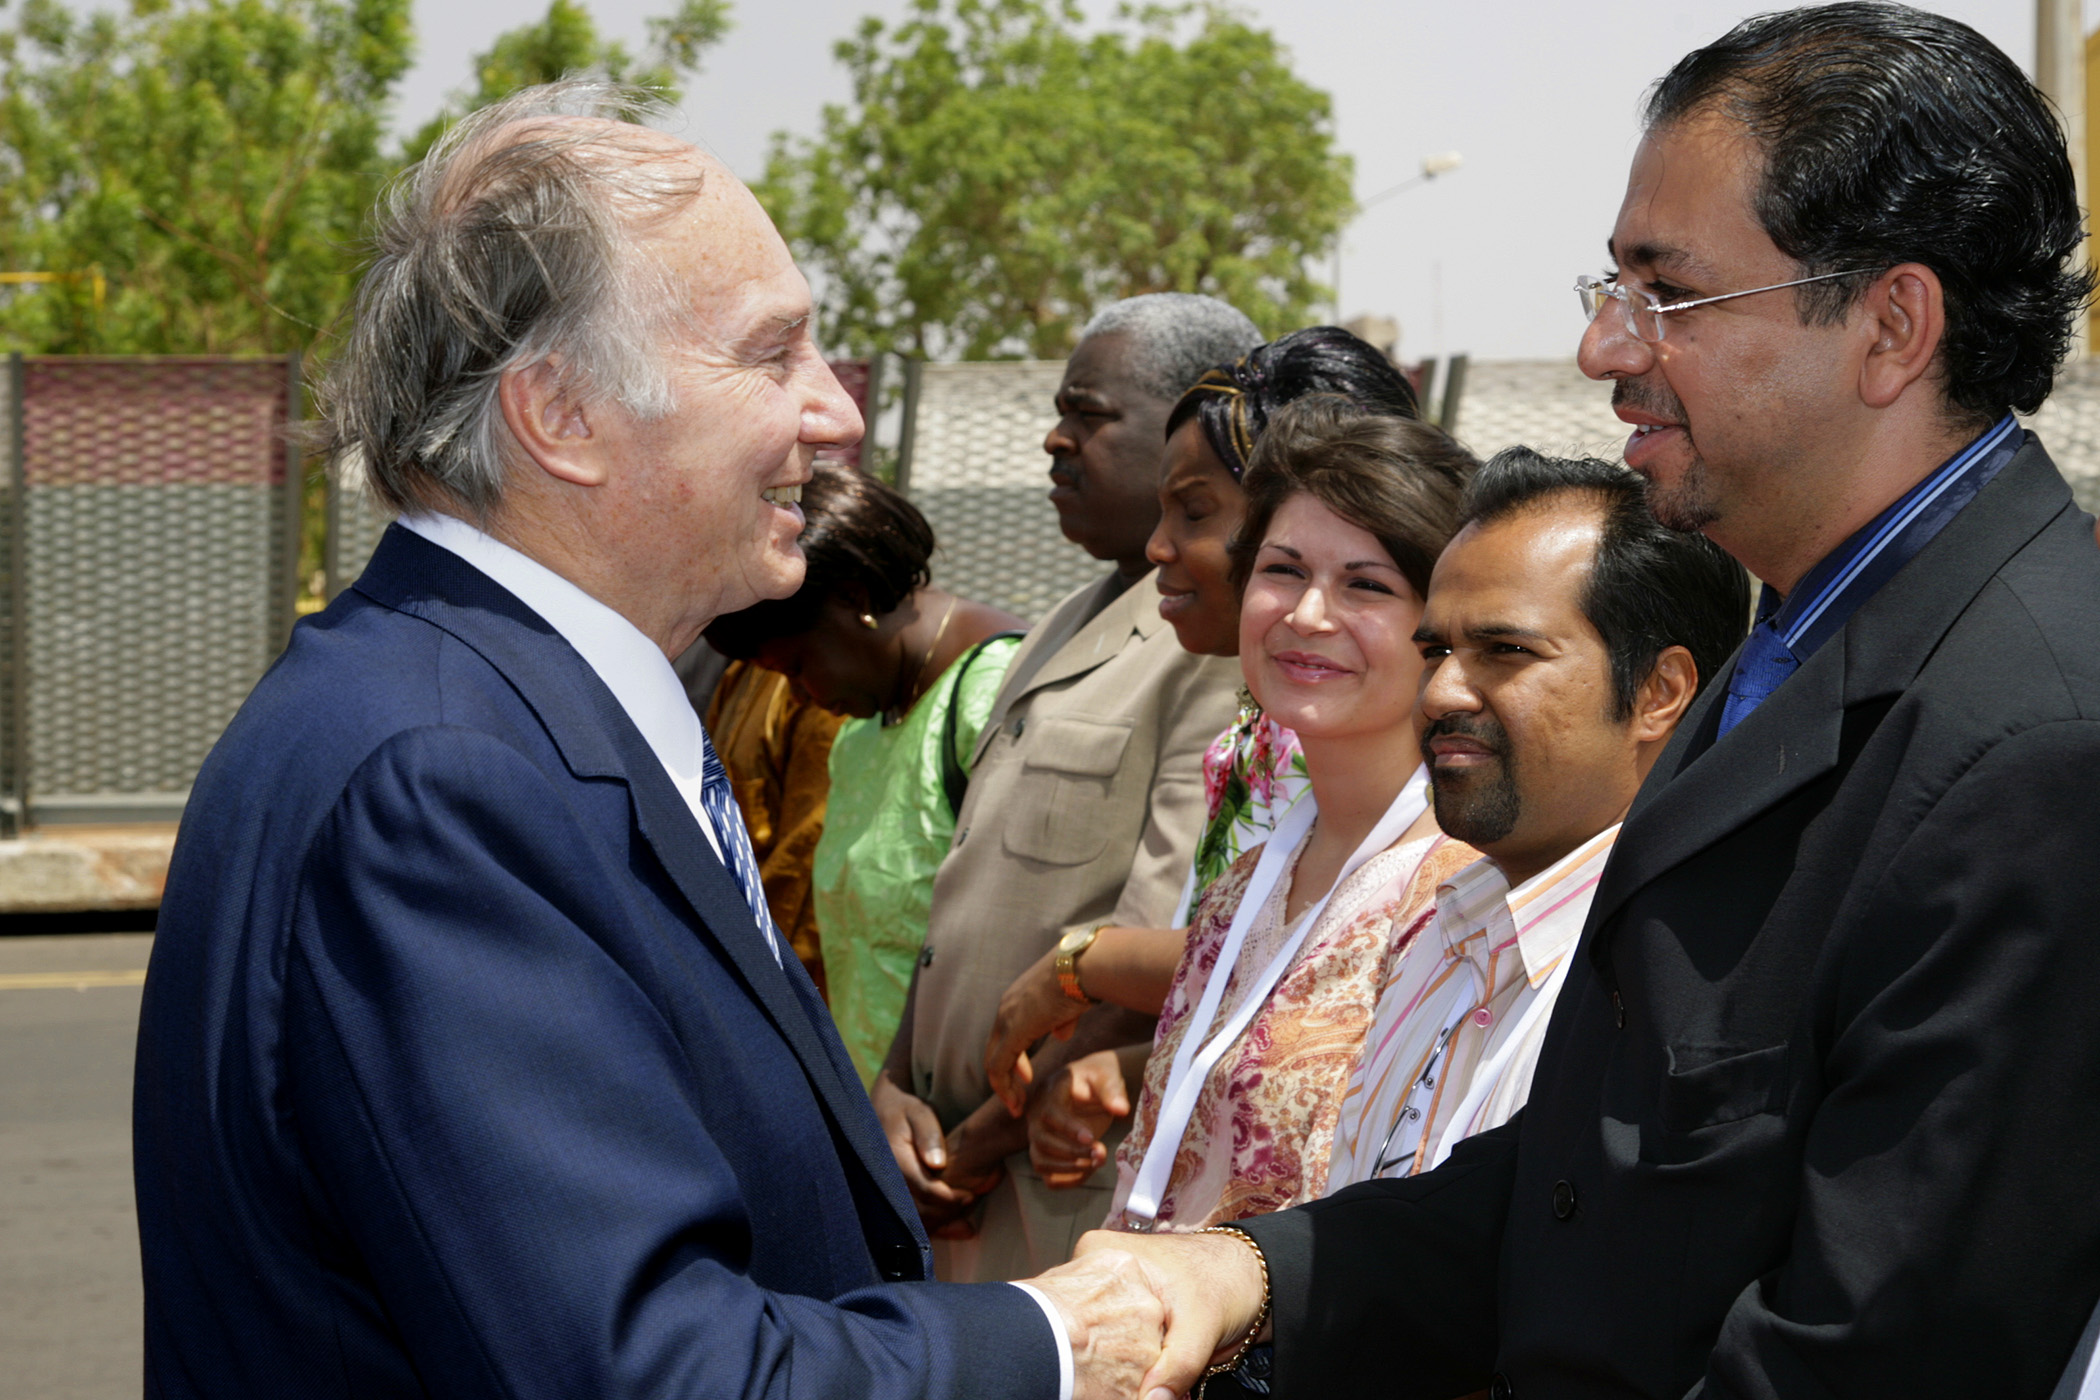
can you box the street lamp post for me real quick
[1332,151,1463,321]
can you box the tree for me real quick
[401,0,731,163]
[756,0,1352,360]
[0,0,413,354]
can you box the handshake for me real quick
[1021,1227,1271,1400]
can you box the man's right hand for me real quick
[870,1073,977,1229]
[1069,1227,1268,1400]
[1022,1245,1169,1400]
[984,946,1088,1117]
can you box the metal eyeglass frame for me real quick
[1575,268,1869,344]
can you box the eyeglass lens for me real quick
[1576,279,1664,344]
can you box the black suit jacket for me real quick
[1240,440,2100,1399]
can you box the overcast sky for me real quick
[393,0,2049,362]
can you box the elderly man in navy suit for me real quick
[132,82,1162,1400]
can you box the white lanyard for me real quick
[1424,951,1573,1172]
[1124,765,1430,1225]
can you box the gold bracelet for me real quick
[1194,1225,1271,1382]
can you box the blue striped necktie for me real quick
[697,729,783,965]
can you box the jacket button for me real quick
[1611,990,1626,1029]
[1011,715,1027,738]
[1490,1373,1516,1400]
[1552,1179,1577,1220]
[879,1240,916,1281]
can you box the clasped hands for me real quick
[1023,1227,1270,1400]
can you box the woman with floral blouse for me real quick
[979,329,1474,1202]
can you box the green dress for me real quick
[814,635,1022,1086]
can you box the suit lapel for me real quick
[1584,440,2075,944]
[354,526,924,1241]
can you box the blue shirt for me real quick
[1717,414,2023,736]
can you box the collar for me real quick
[1435,823,1623,989]
[1759,414,2022,661]
[1505,824,1621,987]
[398,513,706,794]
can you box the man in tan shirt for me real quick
[873,294,1255,1281]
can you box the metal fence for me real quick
[0,355,301,831]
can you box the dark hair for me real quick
[1462,448,1750,720]
[703,462,933,659]
[1643,2,2092,421]
[1166,326,1421,478]
[1227,397,1475,601]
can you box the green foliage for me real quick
[0,0,413,354]
[756,0,1352,359]
[402,0,731,163]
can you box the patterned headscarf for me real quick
[1165,326,1421,480]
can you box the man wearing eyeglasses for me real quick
[1069,7,2100,1400]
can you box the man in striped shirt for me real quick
[1324,450,1748,1192]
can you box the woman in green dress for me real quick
[706,463,1026,1084]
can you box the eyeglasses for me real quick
[1574,268,1868,344]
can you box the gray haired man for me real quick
[872,293,1257,1281]
[134,83,1168,1400]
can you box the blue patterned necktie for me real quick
[1716,620,1799,738]
[697,729,783,965]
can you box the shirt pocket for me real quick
[1000,716,1136,867]
[1656,1042,1789,1135]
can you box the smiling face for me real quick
[1577,110,1858,552]
[1146,421,1246,656]
[593,157,862,627]
[1414,500,1649,882]
[1042,332,1174,572]
[1239,493,1426,746]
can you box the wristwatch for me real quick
[1055,923,1105,1004]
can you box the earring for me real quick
[859,613,880,630]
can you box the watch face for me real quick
[1059,930,1089,954]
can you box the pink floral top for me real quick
[1176,701,1311,925]
[1106,827,1479,1231]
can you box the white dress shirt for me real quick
[398,514,1073,1396]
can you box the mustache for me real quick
[1419,712,1511,765]
[1610,376,1688,424]
[1047,457,1081,485]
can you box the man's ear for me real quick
[498,357,608,488]
[1856,263,1946,410]
[1631,645,1700,745]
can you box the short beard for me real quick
[1643,455,1721,533]
[1612,377,1720,533]
[1421,714,1521,847]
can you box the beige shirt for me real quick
[909,571,1242,1126]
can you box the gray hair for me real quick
[1077,293,1262,404]
[319,80,707,519]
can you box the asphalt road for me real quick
[0,933,151,1400]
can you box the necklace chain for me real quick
[886,595,959,726]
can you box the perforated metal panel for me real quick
[899,360,1103,623]
[326,360,879,595]
[2,357,297,825]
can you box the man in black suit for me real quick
[1082,7,2100,1399]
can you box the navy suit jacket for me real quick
[133,525,1059,1399]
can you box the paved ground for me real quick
[0,933,151,1400]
